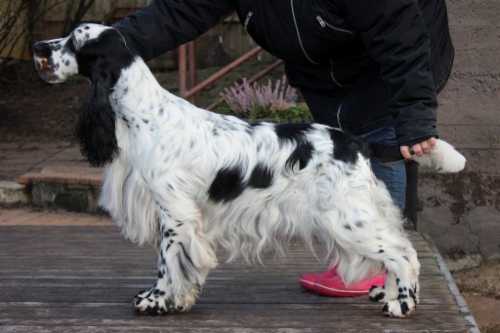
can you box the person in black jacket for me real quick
[114,0,454,295]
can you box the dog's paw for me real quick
[382,299,416,318]
[134,288,175,315]
[369,286,386,303]
[134,287,198,315]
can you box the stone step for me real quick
[15,164,104,213]
[0,181,29,206]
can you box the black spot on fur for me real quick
[208,166,245,202]
[180,243,195,268]
[248,164,273,189]
[286,141,314,171]
[400,302,410,315]
[382,303,389,313]
[355,221,364,228]
[378,249,385,253]
[344,224,352,231]
[371,291,385,302]
[329,129,370,164]
[409,288,416,302]
[275,123,312,141]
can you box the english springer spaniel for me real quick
[33,24,466,318]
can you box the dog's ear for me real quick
[76,56,118,167]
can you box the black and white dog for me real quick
[33,24,466,318]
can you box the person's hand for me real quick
[400,137,437,160]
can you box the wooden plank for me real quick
[0,226,471,332]
[0,327,469,333]
[0,304,469,331]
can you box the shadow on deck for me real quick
[0,226,478,332]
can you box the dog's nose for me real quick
[32,42,51,58]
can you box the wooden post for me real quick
[185,47,263,99]
[188,41,197,89]
[178,44,188,97]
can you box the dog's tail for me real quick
[411,139,466,173]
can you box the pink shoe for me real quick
[299,267,386,297]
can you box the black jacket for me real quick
[115,0,454,145]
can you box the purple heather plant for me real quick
[221,76,298,116]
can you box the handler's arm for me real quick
[341,0,438,147]
[114,0,235,61]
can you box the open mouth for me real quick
[34,57,59,82]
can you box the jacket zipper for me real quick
[329,59,343,87]
[244,11,254,30]
[316,15,354,35]
[290,0,319,65]
[336,104,344,130]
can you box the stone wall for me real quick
[418,0,500,265]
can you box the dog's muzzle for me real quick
[32,42,59,82]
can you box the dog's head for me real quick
[33,23,133,84]
[33,23,134,167]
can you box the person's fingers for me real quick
[429,137,437,148]
[400,146,412,159]
[421,140,431,154]
[412,144,423,157]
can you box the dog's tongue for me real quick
[39,58,49,71]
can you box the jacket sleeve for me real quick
[114,0,235,61]
[341,0,438,146]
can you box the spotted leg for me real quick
[369,271,398,303]
[134,199,217,315]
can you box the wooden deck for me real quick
[0,226,478,333]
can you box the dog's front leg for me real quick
[134,198,217,315]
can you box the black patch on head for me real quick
[208,166,245,203]
[75,29,135,167]
[248,164,273,189]
[286,141,314,171]
[275,123,313,142]
[329,129,370,164]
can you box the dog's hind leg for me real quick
[336,224,420,318]
[327,178,420,318]
[134,197,217,315]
